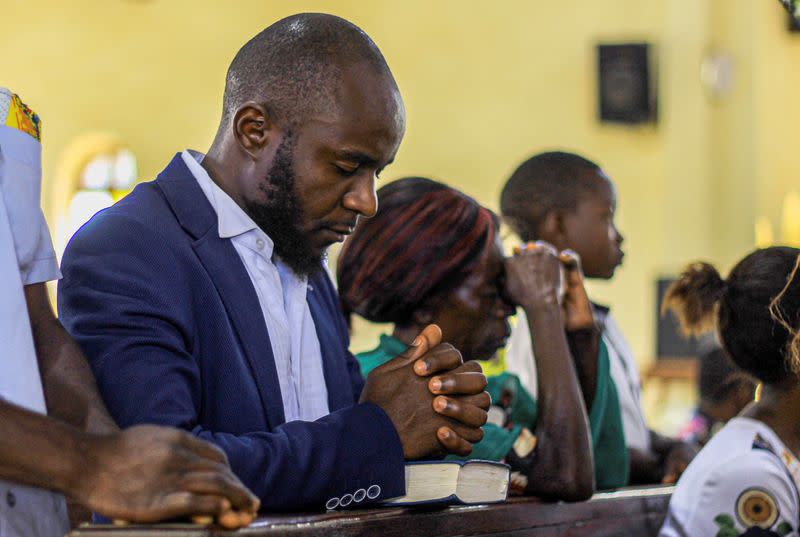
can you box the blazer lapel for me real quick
[155,154,286,427]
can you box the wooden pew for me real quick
[69,486,672,537]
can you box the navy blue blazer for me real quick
[58,154,405,511]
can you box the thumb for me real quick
[559,250,584,284]
[396,324,442,365]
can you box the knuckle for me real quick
[463,360,482,373]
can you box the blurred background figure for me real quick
[677,344,756,447]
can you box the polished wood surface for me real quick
[69,486,672,537]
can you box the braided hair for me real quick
[337,177,498,326]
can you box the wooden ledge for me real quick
[69,486,673,537]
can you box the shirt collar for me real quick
[181,150,272,247]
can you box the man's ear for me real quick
[233,102,274,158]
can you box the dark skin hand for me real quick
[628,432,699,485]
[654,432,698,485]
[17,283,259,527]
[360,325,490,458]
[504,242,595,501]
[25,283,118,435]
[0,401,259,528]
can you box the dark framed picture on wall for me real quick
[597,43,657,124]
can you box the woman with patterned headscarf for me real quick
[337,177,629,498]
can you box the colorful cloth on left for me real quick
[0,88,69,537]
[356,333,629,491]
[0,89,42,141]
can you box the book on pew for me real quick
[384,459,510,506]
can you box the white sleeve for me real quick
[504,310,539,399]
[666,451,799,537]
[18,209,60,285]
[0,125,60,285]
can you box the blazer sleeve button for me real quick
[367,485,381,500]
[354,488,367,503]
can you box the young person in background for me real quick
[678,344,755,447]
[500,151,697,484]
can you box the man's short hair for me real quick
[499,151,604,241]
[221,13,393,129]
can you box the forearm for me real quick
[25,283,118,434]
[524,303,594,501]
[192,403,406,510]
[0,399,86,496]
[566,326,600,410]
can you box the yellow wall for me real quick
[1,0,795,371]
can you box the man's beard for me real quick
[243,133,324,277]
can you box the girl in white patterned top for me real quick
[659,247,800,537]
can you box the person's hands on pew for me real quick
[661,441,699,484]
[75,425,259,529]
[359,324,490,458]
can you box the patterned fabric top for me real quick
[659,417,799,537]
[0,89,42,141]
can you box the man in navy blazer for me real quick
[59,14,490,512]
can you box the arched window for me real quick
[51,134,138,260]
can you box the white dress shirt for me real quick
[182,150,329,423]
[601,313,651,451]
[505,308,651,451]
[0,97,69,537]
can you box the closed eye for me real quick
[335,164,359,177]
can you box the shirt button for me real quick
[6,490,16,508]
[256,238,265,250]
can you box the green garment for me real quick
[355,334,629,489]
